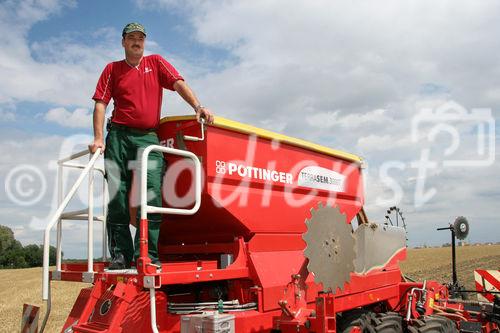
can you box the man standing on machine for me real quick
[89,22,213,270]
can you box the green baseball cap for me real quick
[122,22,146,37]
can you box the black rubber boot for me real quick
[108,253,131,270]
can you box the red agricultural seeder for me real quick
[29,116,499,332]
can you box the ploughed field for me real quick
[1,244,499,332]
[400,244,500,291]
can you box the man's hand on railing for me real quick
[195,106,214,124]
[89,138,105,154]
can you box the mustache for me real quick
[132,44,141,48]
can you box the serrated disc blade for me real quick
[303,203,356,292]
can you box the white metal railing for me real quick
[140,145,202,219]
[40,132,203,333]
[42,144,202,299]
[140,145,202,333]
[42,148,106,300]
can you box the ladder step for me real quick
[73,322,109,333]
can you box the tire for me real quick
[338,310,403,333]
[337,309,372,333]
[371,312,404,332]
[406,316,457,333]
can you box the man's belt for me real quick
[108,121,157,135]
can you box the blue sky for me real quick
[0,0,499,258]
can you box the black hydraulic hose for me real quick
[392,286,416,312]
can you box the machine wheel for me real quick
[407,316,457,333]
[338,310,403,333]
[337,309,372,333]
[371,312,404,332]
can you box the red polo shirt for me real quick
[92,54,184,129]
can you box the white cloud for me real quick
[357,134,397,152]
[158,0,500,125]
[306,111,340,129]
[307,109,391,130]
[0,109,15,121]
[138,0,500,246]
[45,107,92,128]
[0,1,120,107]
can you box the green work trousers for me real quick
[104,127,164,264]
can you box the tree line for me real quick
[0,225,58,268]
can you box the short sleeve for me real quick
[92,63,113,104]
[156,55,184,91]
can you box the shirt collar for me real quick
[124,57,143,69]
